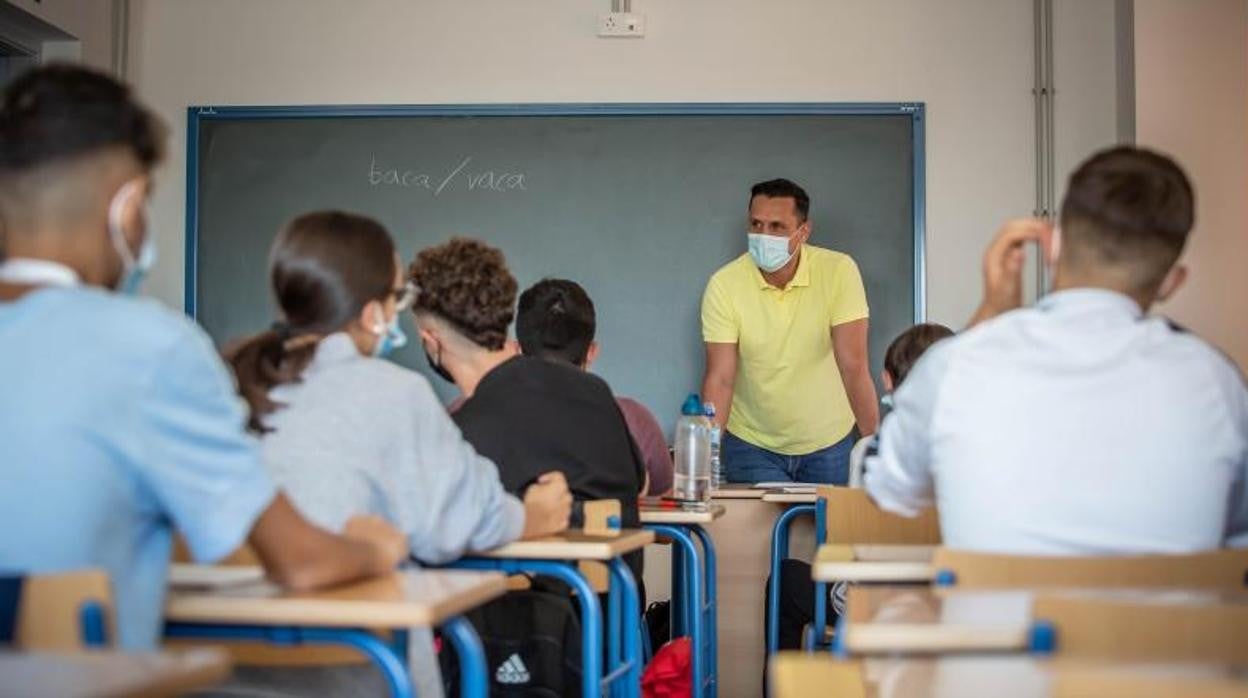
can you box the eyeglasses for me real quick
[393,281,418,312]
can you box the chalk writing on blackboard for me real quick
[368,156,527,194]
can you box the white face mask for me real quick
[107,179,156,295]
[748,232,796,273]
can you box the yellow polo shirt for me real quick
[701,245,868,455]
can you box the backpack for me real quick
[440,578,582,697]
[642,637,692,698]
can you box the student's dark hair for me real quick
[408,237,517,351]
[1059,146,1194,291]
[226,211,397,433]
[0,63,164,174]
[884,323,954,387]
[516,278,597,366]
[749,178,810,221]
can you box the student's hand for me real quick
[342,515,408,572]
[521,471,573,539]
[968,218,1054,327]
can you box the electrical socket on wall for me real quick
[598,12,645,38]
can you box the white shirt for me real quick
[865,288,1248,555]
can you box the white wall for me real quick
[126,0,1122,327]
[1135,0,1248,369]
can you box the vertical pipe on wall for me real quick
[1034,0,1056,296]
[110,0,130,79]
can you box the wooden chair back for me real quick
[818,486,941,545]
[2,569,114,651]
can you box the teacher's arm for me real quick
[832,318,880,436]
[701,342,738,429]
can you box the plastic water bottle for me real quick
[673,393,712,502]
[704,402,722,491]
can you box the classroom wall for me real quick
[1,0,116,72]
[1135,0,1248,370]
[123,0,1126,331]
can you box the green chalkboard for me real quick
[189,104,924,430]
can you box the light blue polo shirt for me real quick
[0,284,276,649]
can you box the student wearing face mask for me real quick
[0,65,408,651]
[701,178,879,485]
[223,212,571,697]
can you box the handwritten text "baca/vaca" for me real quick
[368,156,527,195]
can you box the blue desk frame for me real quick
[764,504,818,656]
[446,556,642,698]
[164,615,488,698]
[644,523,718,697]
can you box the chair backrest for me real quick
[1035,592,1248,663]
[932,548,1248,590]
[768,652,867,698]
[818,486,941,545]
[1,569,114,651]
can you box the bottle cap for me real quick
[681,393,703,416]
[703,401,717,418]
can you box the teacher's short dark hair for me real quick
[516,278,596,367]
[750,178,810,221]
[0,63,165,174]
[1059,146,1194,292]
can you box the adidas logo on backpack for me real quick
[495,653,531,685]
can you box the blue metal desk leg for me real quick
[691,524,719,697]
[441,615,488,698]
[607,558,643,698]
[608,569,622,698]
[163,624,413,698]
[766,505,817,656]
[647,524,704,697]
[671,540,686,639]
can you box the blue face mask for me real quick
[372,308,408,358]
[747,232,795,273]
[107,180,156,296]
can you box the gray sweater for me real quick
[260,333,525,562]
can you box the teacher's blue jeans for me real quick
[722,431,854,485]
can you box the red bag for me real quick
[642,636,692,698]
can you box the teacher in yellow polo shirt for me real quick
[701,178,879,484]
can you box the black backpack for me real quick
[440,578,583,697]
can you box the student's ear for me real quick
[358,300,384,334]
[881,370,895,393]
[1155,263,1189,303]
[584,341,600,370]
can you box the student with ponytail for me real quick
[227,211,571,561]
[222,212,571,696]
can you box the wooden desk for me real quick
[710,485,767,500]
[166,567,507,628]
[640,504,727,525]
[841,587,1248,659]
[165,568,507,698]
[812,544,937,583]
[0,648,230,698]
[769,653,1248,698]
[761,491,819,504]
[471,530,654,560]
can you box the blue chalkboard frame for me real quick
[185,102,926,320]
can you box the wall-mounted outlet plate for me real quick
[598,12,645,38]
